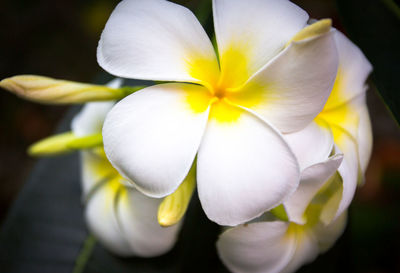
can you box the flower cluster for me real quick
[1,0,373,272]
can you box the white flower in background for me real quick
[217,211,347,273]
[71,79,182,257]
[284,30,373,225]
[216,30,372,273]
[98,0,339,226]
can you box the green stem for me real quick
[72,234,97,273]
[119,86,147,97]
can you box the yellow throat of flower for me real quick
[185,19,333,124]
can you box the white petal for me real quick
[284,154,343,224]
[356,99,373,175]
[85,173,181,257]
[213,0,308,87]
[98,0,219,84]
[334,132,359,220]
[103,83,211,198]
[84,175,133,256]
[80,148,116,197]
[197,103,299,226]
[323,31,372,110]
[106,78,124,89]
[71,101,115,136]
[281,231,319,273]
[318,172,343,225]
[318,130,358,225]
[228,31,338,133]
[315,211,347,252]
[217,221,296,273]
[117,188,182,257]
[319,93,372,184]
[82,147,181,257]
[284,121,334,171]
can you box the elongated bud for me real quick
[286,19,332,47]
[158,162,196,227]
[28,132,103,156]
[0,75,144,104]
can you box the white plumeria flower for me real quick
[283,30,373,225]
[217,211,347,273]
[71,79,181,257]
[98,0,339,226]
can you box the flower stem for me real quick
[72,234,97,273]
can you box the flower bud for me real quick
[28,132,102,156]
[0,75,143,104]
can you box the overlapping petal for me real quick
[314,211,347,252]
[117,188,181,257]
[333,130,359,221]
[217,221,295,273]
[98,0,219,84]
[213,0,308,87]
[217,212,348,273]
[71,78,121,137]
[280,230,319,273]
[284,154,343,224]
[228,31,338,133]
[323,31,372,110]
[71,101,115,137]
[197,103,300,226]
[71,96,118,194]
[84,173,132,256]
[356,101,373,175]
[284,121,334,171]
[329,30,373,174]
[102,83,212,198]
[82,149,181,257]
[75,98,183,257]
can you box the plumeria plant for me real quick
[0,0,373,272]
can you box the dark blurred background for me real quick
[0,0,399,272]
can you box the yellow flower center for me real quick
[186,19,334,123]
[213,85,226,99]
[185,44,253,123]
